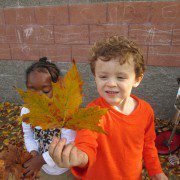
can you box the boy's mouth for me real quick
[105,90,119,94]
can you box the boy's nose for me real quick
[106,79,117,87]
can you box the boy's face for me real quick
[94,57,142,106]
[26,71,53,98]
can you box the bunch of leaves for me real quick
[0,102,23,151]
[155,118,172,133]
[17,61,108,134]
[142,118,180,180]
[0,102,38,179]
[0,144,33,180]
[142,151,180,180]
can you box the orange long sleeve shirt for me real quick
[72,95,162,180]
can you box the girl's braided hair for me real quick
[26,57,61,83]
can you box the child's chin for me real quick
[106,100,120,106]
[102,96,122,106]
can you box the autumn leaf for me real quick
[17,61,108,134]
[0,103,39,179]
[0,159,5,180]
[66,106,107,134]
[0,145,33,180]
[0,102,22,151]
[17,89,64,130]
[0,159,5,171]
[52,62,83,120]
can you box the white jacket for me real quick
[21,107,76,175]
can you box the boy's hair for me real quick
[26,57,61,83]
[89,36,145,77]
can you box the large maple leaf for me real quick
[18,61,108,134]
[18,89,63,130]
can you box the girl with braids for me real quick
[21,57,76,180]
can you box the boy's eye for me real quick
[117,77,125,80]
[99,76,107,79]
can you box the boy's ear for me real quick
[93,75,96,83]
[133,75,143,88]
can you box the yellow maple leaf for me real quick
[52,62,83,120]
[66,106,107,134]
[17,89,63,129]
[17,61,108,134]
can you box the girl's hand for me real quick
[49,137,88,168]
[30,150,39,157]
[23,154,45,177]
[151,173,168,180]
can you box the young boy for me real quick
[49,36,167,180]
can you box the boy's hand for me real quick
[23,154,45,177]
[49,137,88,168]
[151,173,168,180]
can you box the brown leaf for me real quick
[0,145,32,180]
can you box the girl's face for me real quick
[26,71,53,98]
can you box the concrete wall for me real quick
[0,1,176,8]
